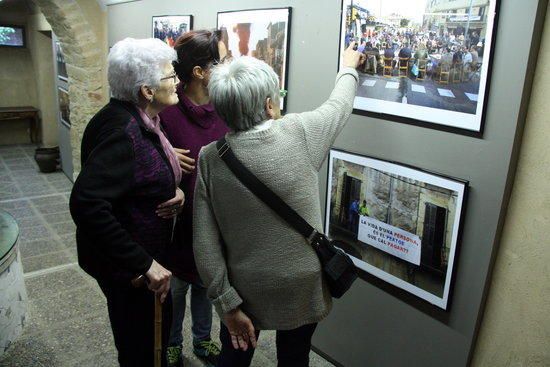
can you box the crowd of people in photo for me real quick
[346,26,485,82]
[153,21,186,47]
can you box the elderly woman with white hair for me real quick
[70,38,184,367]
[192,44,363,366]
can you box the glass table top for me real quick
[0,209,19,261]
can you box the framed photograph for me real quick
[325,149,468,309]
[55,41,68,81]
[57,87,70,127]
[339,0,499,135]
[152,15,193,47]
[0,25,25,48]
[217,7,292,110]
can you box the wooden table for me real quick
[0,106,40,143]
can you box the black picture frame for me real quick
[338,0,501,137]
[325,148,468,310]
[55,41,68,82]
[216,7,292,112]
[0,25,26,48]
[57,87,71,127]
[152,15,194,47]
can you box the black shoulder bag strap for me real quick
[215,137,319,243]
[216,137,358,299]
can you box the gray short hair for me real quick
[108,38,177,104]
[208,57,280,131]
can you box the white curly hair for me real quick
[108,38,177,104]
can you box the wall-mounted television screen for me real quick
[0,26,25,47]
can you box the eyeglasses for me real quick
[212,56,231,66]
[160,73,178,83]
[279,89,287,98]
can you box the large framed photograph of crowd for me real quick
[217,7,292,111]
[339,0,499,135]
[325,149,468,310]
[153,15,193,47]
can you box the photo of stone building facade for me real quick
[327,154,464,300]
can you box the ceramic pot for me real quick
[34,146,59,173]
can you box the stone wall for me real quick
[32,0,108,177]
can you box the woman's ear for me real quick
[192,65,205,80]
[265,97,275,119]
[140,85,155,102]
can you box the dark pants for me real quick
[98,281,172,367]
[217,322,317,367]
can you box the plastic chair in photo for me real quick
[452,62,464,83]
[398,57,410,78]
[417,59,427,81]
[438,63,451,84]
[383,57,393,77]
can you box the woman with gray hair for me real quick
[193,44,363,366]
[70,38,184,367]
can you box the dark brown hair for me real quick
[173,30,221,84]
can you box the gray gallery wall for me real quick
[108,1,546,366]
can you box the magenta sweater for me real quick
[159,85,229,282]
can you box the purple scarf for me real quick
[138,108,182,185]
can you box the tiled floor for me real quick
[0,145,334,367]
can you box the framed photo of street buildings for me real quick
[339,0,499,134]
[217,8,291,110]
[325,149,468,310]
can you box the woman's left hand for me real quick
[156,188,185,219]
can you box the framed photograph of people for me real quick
[217,7,292,110]
[325,149,468,310]
[57,87,70,127]
[55,41,68,81]
[339,0,499,135]
[152,15,193,47]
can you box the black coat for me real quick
[70,99,176,285]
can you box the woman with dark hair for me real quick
[159,30,229,367]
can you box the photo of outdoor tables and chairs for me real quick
[343,0,493,116]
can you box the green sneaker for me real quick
[166,345,183,367]
[193,339,220,367]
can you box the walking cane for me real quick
[154,292,162,367]
[132,275,162,367]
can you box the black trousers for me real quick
[98,281,172,367]
[217,322,318,367]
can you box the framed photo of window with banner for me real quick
[325,149,468,310]
[339,0,500,136]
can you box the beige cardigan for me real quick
[193,67,358,330]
